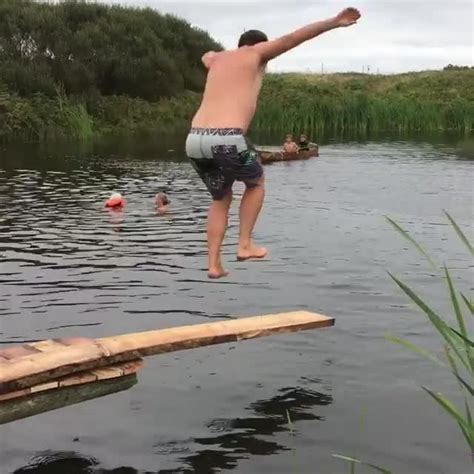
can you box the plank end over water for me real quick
[0,310,334,394]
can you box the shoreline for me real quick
[1,70,473,143]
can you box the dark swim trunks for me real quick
[185,128,263,200]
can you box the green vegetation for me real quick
[333,212,473,472]
[255,70,474,135]
[0,0,217,140]
[0,1,472,141]
[0,83,201,141]
[386,212,473,455]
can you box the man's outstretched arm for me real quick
[254,7,361,63]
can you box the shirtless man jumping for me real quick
[186,7,361,278]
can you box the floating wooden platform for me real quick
[0,311,333,424]
[0,361,142,425]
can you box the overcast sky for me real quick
[72,1,473,73]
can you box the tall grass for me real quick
[2,69,473,141]
[56,88,94,141]
[0,85,199,142]
[333,212,473,472]
[385,212,473,454]
[255,70,474,134]
[255,94,473,135]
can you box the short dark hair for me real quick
[238,30,268,48]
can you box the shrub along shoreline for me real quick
[1,69,473,142]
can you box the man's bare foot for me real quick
[237,244,268,261]
[208,266,230,279]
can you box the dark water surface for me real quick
[0,135,473,473]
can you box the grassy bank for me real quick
[0,84,200,141]
[1,69,473,142]
[254,69,474,134]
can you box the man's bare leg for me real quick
[207,190,232,278]
[237,177,267,260]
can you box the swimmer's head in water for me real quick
[156,192,169,206]
[238,30,268,48]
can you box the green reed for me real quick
[385,212,473,454]
[59,103,94,141]
[254,70,474,134]
[2,69,473,142]
[255,94,473,134]
[333,212,473,472]
[0,85,199,142]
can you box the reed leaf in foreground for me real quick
[332,455,392,474]
[461,294,474,316]
[334,214,472,472]
[444,211,474,256]
[385,216,437,270]
[385,214,473,454]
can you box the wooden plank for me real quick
[58,371,98,388]
[0,360,143,401]
[0,311,333,394]
[0,374,137,425]
[30,340,67,352]
[0,342,106,394]
[119,360,144,376]
[91,367,125,380]
[30,381,59,394]
[99,311,334,357]
[0,345,41,360]
[56,337,93,346]
[0,388,31,402]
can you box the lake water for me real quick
[0,134,473,473]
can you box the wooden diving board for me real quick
[0,311,333,424]
[0,360,142,425]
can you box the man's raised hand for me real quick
[335,8,361,27]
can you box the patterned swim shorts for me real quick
[185,128,263,200]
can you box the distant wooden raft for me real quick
[0,311,333,424]
[258,146,319,164]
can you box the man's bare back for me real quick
[192,49,264,133]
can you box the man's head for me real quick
[285,134,294,143]
[238,30,268,48]
[300,134,307,142]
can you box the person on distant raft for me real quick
[298,133,311,151]
[283,134,298,153]
[185,7,361,279]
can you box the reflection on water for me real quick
[14,382,332,474]
[165,385,332,473]
[1,134,473,474]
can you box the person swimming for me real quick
[155,192,170,214]
[105,192,125,208]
